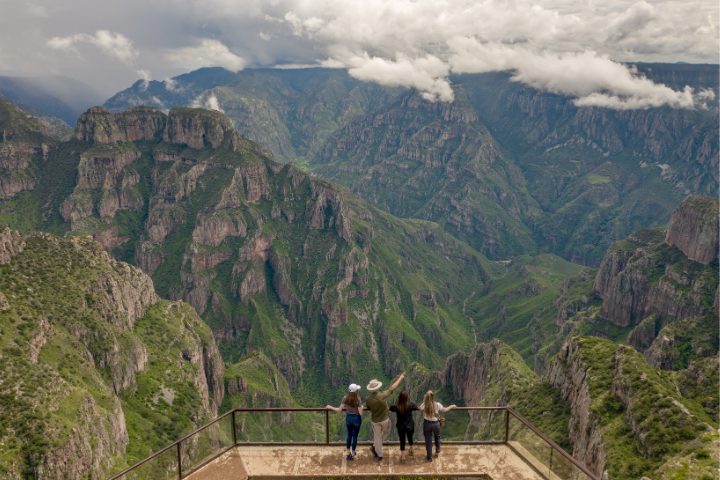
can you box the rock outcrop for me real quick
[665,195,719,264]
[592,197,718,366]
[0,231,225,479]
[549,336,717,480]
[548,339,607,477]
[0,226,25,264]
[76,106,243,152]
[76,106,166,144]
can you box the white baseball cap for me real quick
[348,383,361,392]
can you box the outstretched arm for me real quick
[325,404,343,413]
[389,372,406,391]
[442,404,458,412]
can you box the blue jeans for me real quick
[346,414,362,451]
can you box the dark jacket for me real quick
[390,402,418,429]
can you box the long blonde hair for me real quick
[423,390,436,418]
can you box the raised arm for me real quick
[389,372,406,391]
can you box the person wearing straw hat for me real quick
[364,372,405,461]
[326,383,364,461]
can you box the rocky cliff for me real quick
[591,196,718,368]
[665,195,719,264]
[549,336,718,479]
[0,231,224,479]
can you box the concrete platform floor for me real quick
[185,444,546,479]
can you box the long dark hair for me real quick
[344,391,360,408]
[395,390,410,414]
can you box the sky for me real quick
[0,0,717,109]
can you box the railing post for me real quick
[176,442,182,480]
[504,408,510,443]
[325,409,330,445]
[232,410,237,446]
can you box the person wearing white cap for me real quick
[363,372,406,461]
[326,383,364,460]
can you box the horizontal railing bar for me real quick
[232,407,330,412]
[451,406,507,411]
[507,406,599,480]
[232,440,506,446]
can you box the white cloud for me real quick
[345,53,453,102]
[47,29,138,64]
[448,41,713,109]
[192,92,224,112]
[1,0,716,106]
[272,0,718,108]
[166,39,245,72]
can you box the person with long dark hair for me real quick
[389,390,418,461]
[326,383,364,460]
[418,390,457,462]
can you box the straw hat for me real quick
[366,379,383,392]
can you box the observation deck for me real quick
[109,407,598,480]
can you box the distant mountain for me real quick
[104,65,719,264]
[0,75,104,124]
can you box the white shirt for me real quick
[418,401,446,421]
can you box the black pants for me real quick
[423,420,441,459]
[397,424,414,451]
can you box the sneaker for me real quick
[351,450,357,459]
[370,445,379,458]
[425,456,433,462]
[376,456,383,462]
[408,446,414,457]
[434,447,440,458]
[346,452,354,461]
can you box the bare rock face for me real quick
[548,340,607,477]
[163,108,239,150]
[76,106,243,153]
[60,149,143,224]
[89,256,160,330]
[39,396,129,480]
[0,142,39,199]
[192,210,248,247]
[444,340,515,406]
[665,195,719,264]
[76,106,166,143]
[0,227,25,264]
[308,182,352,242]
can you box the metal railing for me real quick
[108,406,599,480]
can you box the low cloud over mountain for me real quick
[1,0,717,107]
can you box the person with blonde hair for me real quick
[364,372,406,462]
[326,383,364,460]
[417,390,457,462]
